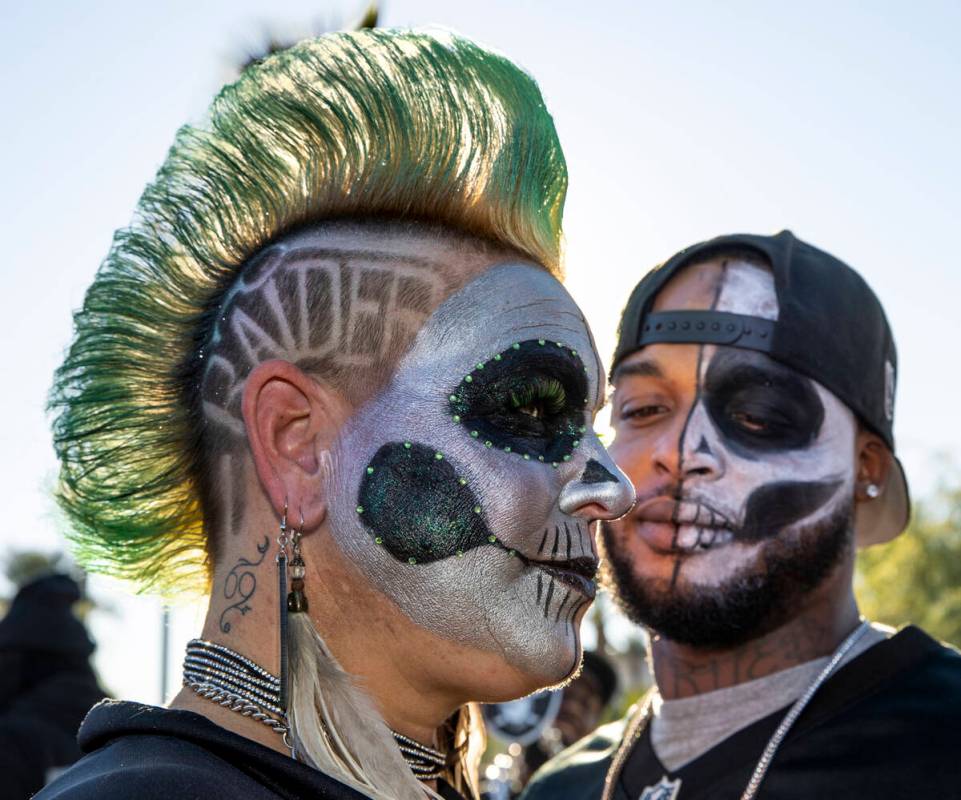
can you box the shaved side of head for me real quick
[181,221,534,557]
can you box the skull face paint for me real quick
[603,258,857,646]
[328,264,635,683]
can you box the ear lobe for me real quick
[242,359,349,529]
[854,434,892,502]
[853,429,910,548]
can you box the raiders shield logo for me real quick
[639,775,681,800]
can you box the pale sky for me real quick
[2,1,958,702]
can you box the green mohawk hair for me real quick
[49,29,568,595]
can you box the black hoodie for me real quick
[36,700,471,799]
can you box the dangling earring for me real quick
[288,510,308,613]
[276,500,291,720]
[278,507,306,758]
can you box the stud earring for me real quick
[866,483,881,499]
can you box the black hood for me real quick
[0,573,94,656]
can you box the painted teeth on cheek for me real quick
[543,578,555,618]
[555,589,571,622]
[674,525,734,551]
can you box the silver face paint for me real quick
[326,264,634,683]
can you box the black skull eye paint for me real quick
[448,340,589,463]
[704,348,824,457]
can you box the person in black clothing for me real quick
[519,650,619,786]
[40,25,633,800]
[0,573,106,799]
[522,231,961,799]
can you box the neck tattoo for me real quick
[603,621,871,800]
[182,639,446,780]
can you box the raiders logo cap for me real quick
[611,230,910,547]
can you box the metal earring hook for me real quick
[277,496,291,561]
[276,496,291,719]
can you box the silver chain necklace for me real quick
[183,639,289,735]
[602,620,871,800]
[183,639,447,780]
[739,620,870,799]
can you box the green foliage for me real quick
[856,482,961,647]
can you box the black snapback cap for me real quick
[611,230,910,546]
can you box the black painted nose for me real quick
[581,459,620,485]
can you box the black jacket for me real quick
[36,701,373,799]
[522,626,961,800]
[36,700,470,799]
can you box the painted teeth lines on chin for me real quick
[534,570,583,637]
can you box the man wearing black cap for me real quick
[522,231,961,800]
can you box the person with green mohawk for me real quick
[40,26,634,800]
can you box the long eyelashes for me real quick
[448,339,588,463]
[509,376,567,418]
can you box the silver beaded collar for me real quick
[183,639,288,734]
[183,638,448,780]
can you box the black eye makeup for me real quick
[704,348,825,456]
[448,339,589,464]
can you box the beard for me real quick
[599,500,854,649]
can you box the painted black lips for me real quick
[532,556,599,599]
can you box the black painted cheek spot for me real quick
[737,479,844,542]
[356,442,494,564]
[581,459,619,485]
